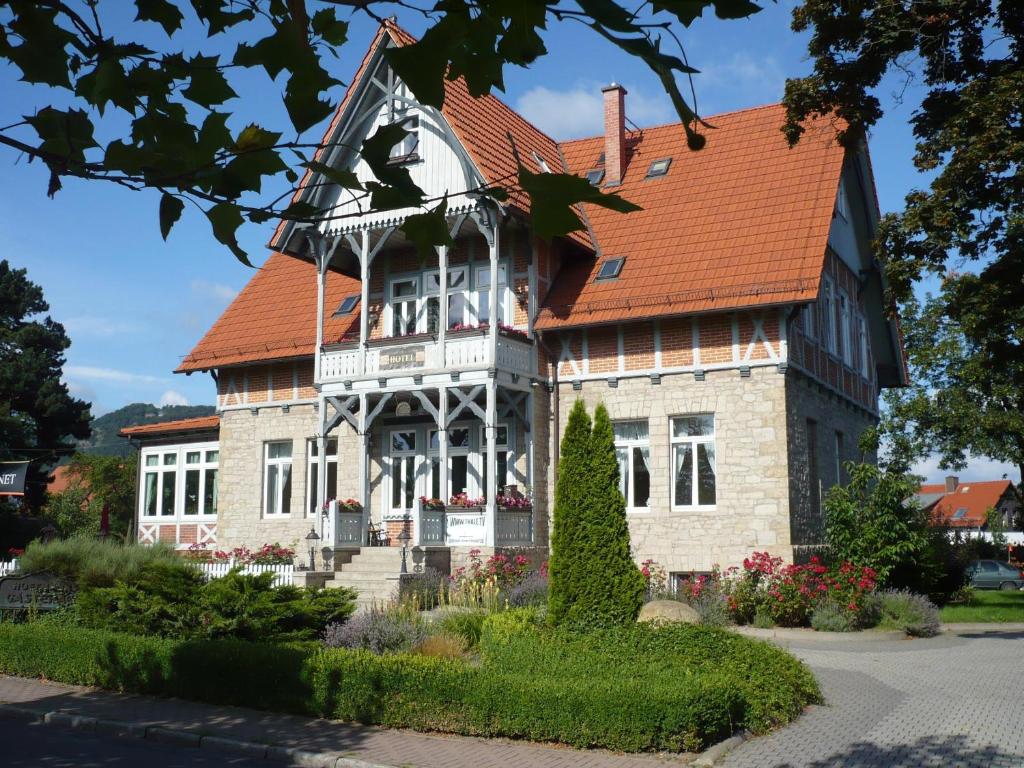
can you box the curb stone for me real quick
[733,626,907,643]
[693,732,747,766]
[0,703,396,768]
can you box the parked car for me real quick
[966,560,1024,591]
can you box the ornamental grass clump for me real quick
[19,536,188,588]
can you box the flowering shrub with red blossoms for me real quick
[448,493,486,507]
[451,548,532,591]
[496,493,531,509]
[5,547,24,560]
[211,543,295,565]
[718,552,877,628]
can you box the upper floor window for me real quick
[307,438,338,516]
[823,277,838,355]
[475,264,509,326]
[857,314,870,378]
[839,290,853,366]
[387,277,418,336]
[614,420,650,510]
[671,415,716,508]
[384,265,511,338]
[264,441,293,516]
[802,302,816,340]
[424,267,469,333]
[835,178,850,220]
[388,112,419,164]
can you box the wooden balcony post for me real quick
[359,229,370,375]
[485,380,497,546]
[438,244,448,367]
[358,392,369,546]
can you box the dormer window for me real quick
[334,295,359,316]
[586,168,605,186]
[388,113,420,164]
[952,507,968,520]
[646,158,672,178]
[596,257,625,281]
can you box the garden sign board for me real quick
[0,571,76,611]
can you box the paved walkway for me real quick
[0,674,687,768]
[722,626,1024,768]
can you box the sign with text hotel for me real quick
[0,462,28,496]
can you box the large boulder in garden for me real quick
[638,600,699,625]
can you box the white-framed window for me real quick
[480,424,511,496]
[671,415,716,509]
[306,438,338,516]
[423,266,469,333]
[857,314,869,378]
[387,276,419,337]
[263,441,293,516]
[839,290,853,366]
[183,448,219,517]
[389,429,419,512]
[427,426,471,500]
[614,420,650,510]
[141,443,218,520]
[834,177,850,220]
[802,302,816,340]
[474,263,509,326]
[388,112,420,163]
[142,451,177,518]
[822,277,837,355]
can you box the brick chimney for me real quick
[602,83,627,187]
[945,475,959,493]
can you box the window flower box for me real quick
[337,498,363,513]
[448,493,486,508]
[419,496,446,511]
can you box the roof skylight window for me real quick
[646,158,672,178]
[532,151,551,173]
[334,295,359,316]
[952,507,968,519]
[596,257,625,281]
[586,168,605,186]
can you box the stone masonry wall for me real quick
[550,367,793,575]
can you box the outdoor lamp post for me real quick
[306,527,321,571]
[397,526,411,575]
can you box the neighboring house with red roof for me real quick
[123,21,905,583]
[917,476,1020,531]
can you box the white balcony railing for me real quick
[321,331,535,382]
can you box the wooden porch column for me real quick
[358,392,369,546]
[359,229,370,376]
[439,387,449,504]
[488,221,500,363]
[316,396,329,528]
[438,244,448,366]
[485,380,497,546]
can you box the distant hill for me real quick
[78,403,217,457]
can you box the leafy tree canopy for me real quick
[0,260,91,511]
[0,0,762,263]
[785,0,1024,491]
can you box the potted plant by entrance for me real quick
[419,496,446,511]
[338,498,363,513]
[447,493,486,509]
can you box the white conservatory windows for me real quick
[264,441,293,516]
[141,444,218,519]
[387,277,419,337]
[474,264,509,326]
[384,265,513,338]
[671,415,716,508]
[423,267,469,333]
[307,438,338,516]
[614,420,650,510]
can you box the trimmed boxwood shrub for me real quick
[0,618,819,752]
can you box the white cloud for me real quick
[159,389,190,407]
[911,454,1021,485]
[64,365,165,385]
[515,83,673,140]
[63,316,139,338]
[694,52,786,114]
[190,279,238,304]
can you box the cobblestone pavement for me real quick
[722,628,1024,768]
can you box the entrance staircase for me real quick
[323,548,404,609]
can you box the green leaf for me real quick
[301,161,364,192]
[182,55,237,107]
[234,124,281,152]
[311,9,348,46]
[360,124,423,202]
[205,203,249,264]
[5,4,76,87]
[135,0,185,36]
[401,198,454,258]
[159,193,184,240]
[384,27,454,109]
[518,168,641,240]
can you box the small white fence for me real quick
[196,561,294,587]
[0,559,19,578]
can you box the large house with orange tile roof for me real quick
[123,22,906,588]
[916,476,1020,531]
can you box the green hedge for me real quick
[0,619,819,752]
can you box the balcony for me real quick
[320,328,535,384]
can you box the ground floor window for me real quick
[264,441,293,516]
[671,415,716,508]
[307,438,338,515]
[141,443,218,520]
[614,420,650,510]
[390,430,418,511]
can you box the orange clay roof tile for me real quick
[919,480,1014,528]
[119,415,220,438]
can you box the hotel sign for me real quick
[0,572,76,611]
[0,461,28,496]
[445,509,486,545]
[380,345,425,370]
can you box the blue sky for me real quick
[0,3,1011,482]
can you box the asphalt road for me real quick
[0,719,265,768]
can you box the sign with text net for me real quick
[0,462,28,496]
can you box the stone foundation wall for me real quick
[550,367,793,574]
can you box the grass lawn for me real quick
[940,590,1024,623]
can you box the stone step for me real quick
[346,548,403,560]
[340,560,405,574]
[331,571,402,584]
